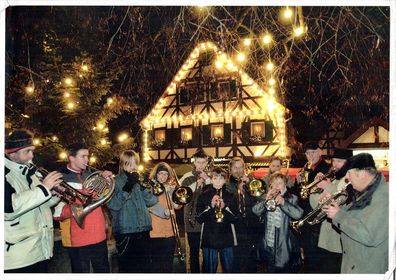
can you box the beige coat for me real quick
[309,177,348,253]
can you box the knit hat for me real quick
[156,164,169,174]
[5,129,34,154]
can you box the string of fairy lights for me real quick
[20,62,131,163]
[17,6,305,163]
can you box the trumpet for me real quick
[214,189,224,223]
[300,169,336,199]
[33,163,115,228]
[291,186,350,231]
[131,169,166,195]
[264,189,280,212]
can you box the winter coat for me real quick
[4,157,60,270]
[107,172,158,234]
[252,192,303,268]
[309,176,348,253]
[180,170,211,233]
[53,166,107,247]
[227,175,262,240]
[332,174,388,273]
[196,185,238,249]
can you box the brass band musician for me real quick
[294,141,330,273]
[227,157,262,273]
[308,148,353,273]
[322,153,388,273]
[179,149,211,273]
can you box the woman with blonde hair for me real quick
[148,162,182,272]
[107,150,158,273]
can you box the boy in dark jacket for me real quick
[196,167,238,273]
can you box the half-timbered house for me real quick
[141,41,289,164]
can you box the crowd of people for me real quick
[4,129,389,274]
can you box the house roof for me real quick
[340,117,389,148]
[141,41,285,128]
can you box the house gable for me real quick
[141,41,288,163]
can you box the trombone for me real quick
[171,168,193,205]
[165,169,186,262]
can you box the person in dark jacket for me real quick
[294,141,330,273]
[196,167,238,273]
[227,157,261,273]
[253,172,303,273]
[107,150,158,273]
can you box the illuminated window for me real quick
[181,127,192,141]
[155,130,165,141]
[211,124,224,139]
[251,122,265,137]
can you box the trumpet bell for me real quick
[172,186,193,205]
[246,179,265,197]
[265,199,277,211]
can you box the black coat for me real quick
[196,185,238,249]
[227,175,262,239]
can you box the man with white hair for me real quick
[323,153,388,273]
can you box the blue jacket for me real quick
[107,172,158,234]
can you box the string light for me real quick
[81,64,89,72]
[66,102,75,110]
[265,61,275,72]
[89,156,97,164]
[64,91,71,98]
[140,40,288,162]
[33,138,41,146]
[117,132,129,143]
[97,121,105,130]
[281,7,293,20]
[51,136,58,142]
[236,52,246,63]
[261,33,273,45]
[293,25,307,37]
[59,151,68,160]
[100,138,107,146]
[64,77,73,86]
[25,86,34,94]
[243,38,252,47]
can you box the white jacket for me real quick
[4,157,60,270]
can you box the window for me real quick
[211,124,224,139]
[155,130,165,141]
[181,127,193,141]
[251,122,265,137]
[250,122,266,143]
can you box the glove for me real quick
[123,172,139,193]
